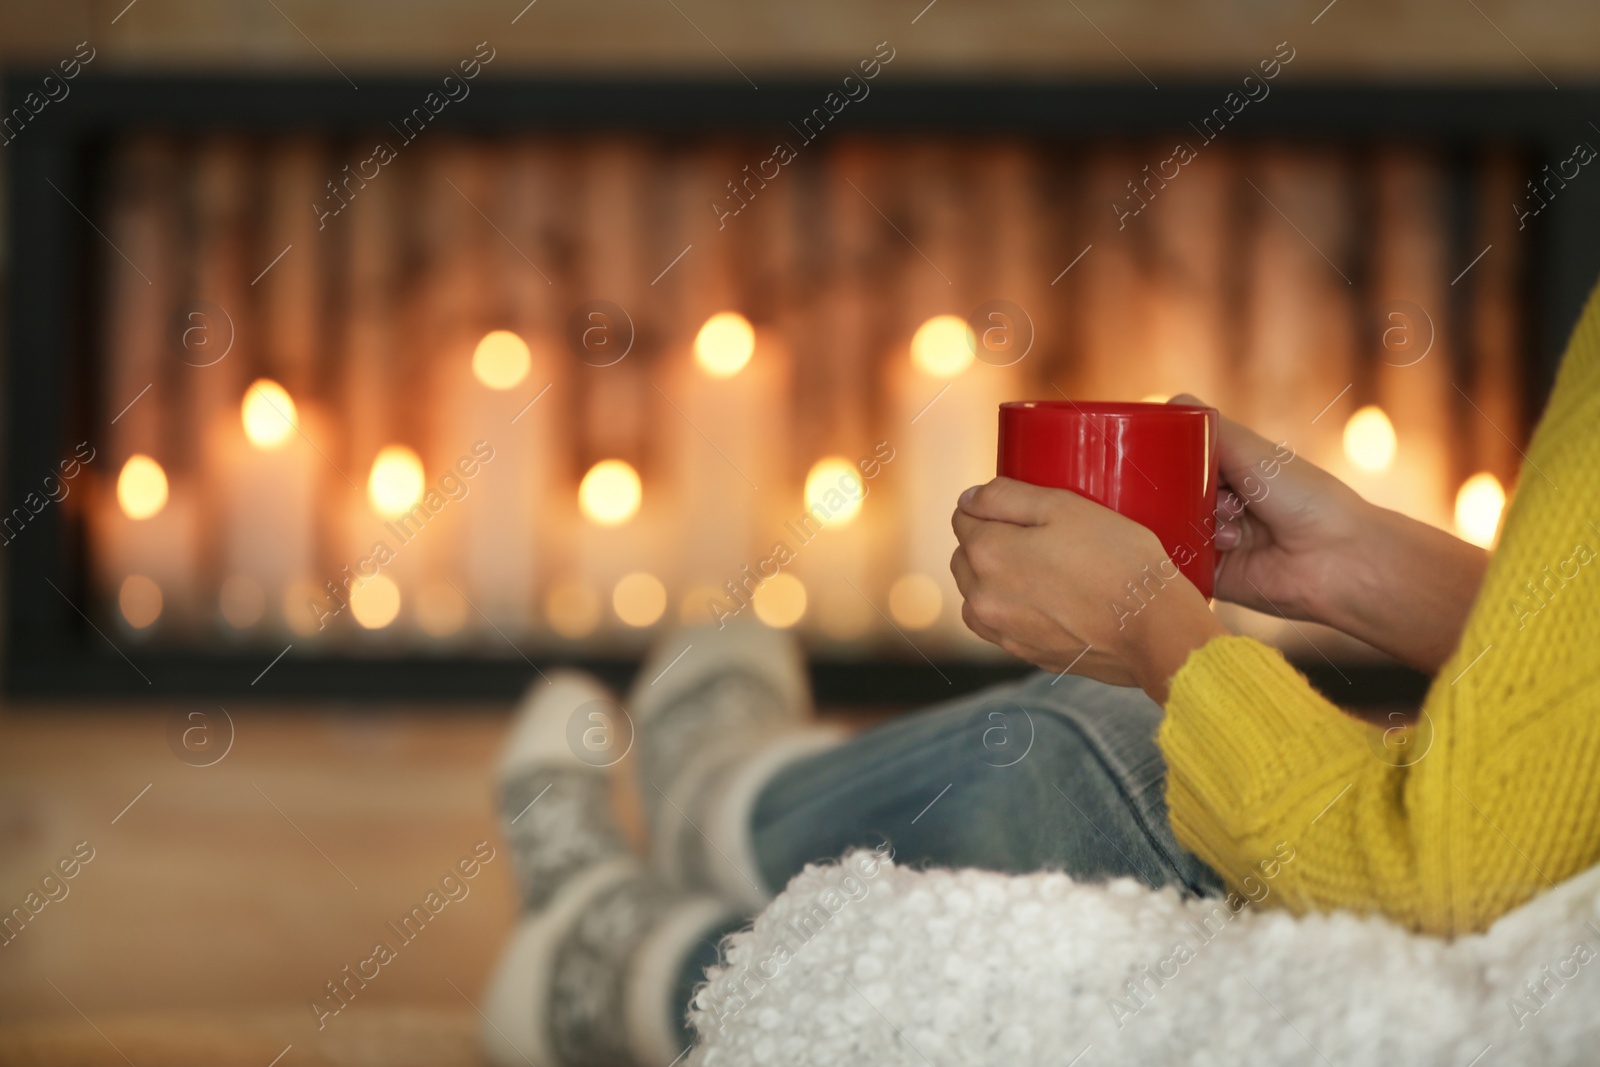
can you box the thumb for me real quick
[958,477,1061,527]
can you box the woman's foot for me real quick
[629,623,843,909]
[497,672,630,910]
[482,672,735,1067]
[484,864,732,1067]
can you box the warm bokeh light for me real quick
[368,445,425,517]
[472,329,532,390]
[1141,393,1173,404]
[579,459,642,526]
[116,454,169,520]
[546,580,601,638]
[752,573,808,629]
[613,572,667,628]
[118,574,163,629]
[816,584,873,639]
[241,379,298,449]
[416,580,469,637]
[888,573,943,629]
[1343,405,1397,472]
[219,574,266,629]
[910,315,976,378]
[804,456,865,527]
[349,574,402,630]
[693,311,756,378]
[1455,472,1507,549]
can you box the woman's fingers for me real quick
[950,546,1004,645]
[949,464,1223,694]
[951,506,983,544]
[956,477,1060,527]
[1214,488,1246,551]
[950,543,977,596]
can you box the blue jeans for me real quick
[673,672,1223,1032]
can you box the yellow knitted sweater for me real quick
[1160,278,1600,936]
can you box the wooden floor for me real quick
[0,1007,485,1067]
[0,701,519,1066]
[0,698,890,1065]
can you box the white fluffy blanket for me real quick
[687,851,1600,1066]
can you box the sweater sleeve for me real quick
[1159,278,1600,935]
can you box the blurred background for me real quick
[2,0,1599,1063]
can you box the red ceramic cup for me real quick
[996,401,1220,598]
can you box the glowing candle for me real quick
[910,315,975,378]
[95,454,200,633]
[368,444,425,516]
[574,458,665,645]
[218,383,319,634]
[890,315,1006,645]
[666,314,787,609]
[1343,405,1397,472]
[452,329,561,633]
[580,459,642,527]
[241,378,299,450]
[116,454,169,520]
[803,456,864,528]
[791,454,873,644]
[694,312,756,378]
[334,441,430,639]
[472,329,532,391]
[1454,472,1506,549]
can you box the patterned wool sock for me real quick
[628,623,844,911]
[482,672,737,1067]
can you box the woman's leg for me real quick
[667,670,1223,1050]
[485,631,1222,1065]
[749,670,1222,895]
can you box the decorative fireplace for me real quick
[7,76,1600,702]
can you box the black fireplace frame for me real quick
[6,72,1599,705]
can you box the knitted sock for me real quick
[496,672,630,911]
[482,672,737,1067]
[483,860,736,1067]
[629,624,844,911]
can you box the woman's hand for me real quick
[951,478,1228,702]
[951,397,1491,692]
[1178,393,1367,622]
[1177,394,1488,674]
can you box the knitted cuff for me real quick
[1158,636,1374,864]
